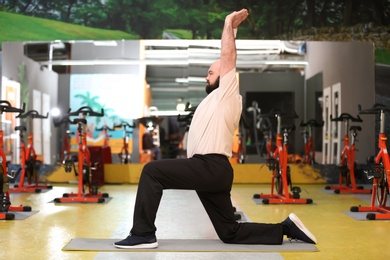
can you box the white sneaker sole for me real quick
[289,213,317,244]
[113,241,158,249]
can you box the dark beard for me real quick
[205,76,220,94]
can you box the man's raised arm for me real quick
[219,9,249,78]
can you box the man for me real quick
[142,130,161,160]
[114,9,316,249]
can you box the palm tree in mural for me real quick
[74,91,101,110]
[109,114,120,125]
[99,104,115,128]
[74,91,102,125]
[74,91,118,132]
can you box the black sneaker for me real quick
[282,213,317,244]
[113,234,158,249]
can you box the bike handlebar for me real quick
[68,106,104,117]
[114,121,135,129]
[177,102,197,122]
[358,103,390,115]
[262,108,299,119]
[15,125,27,132]
[138,116,163,128]
[95,125,115,131]
[300,119,324,128]
[247,101,261,114]
[70,118,87,125]
[17,109,49,119]
[53,116,72,128]
[0,100,26,114]
[330,113,362,122]
[183,102,197,112]
[177,113,193,122]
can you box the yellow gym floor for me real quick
[1,182,388,260]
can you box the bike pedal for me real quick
[266,158,277,171]
[291,186,301,199]
[365,164,383,180]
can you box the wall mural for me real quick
[69,74,140,153]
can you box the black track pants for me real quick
[130,153,283,245]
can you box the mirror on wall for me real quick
[144,40,309,161]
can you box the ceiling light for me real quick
[93,40,118,46]
[175,78,188,83]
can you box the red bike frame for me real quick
[115,122,133,164]
[351,104,390,219]
[300,119,323,164]
[264,128,273,160]
[236,131,245,163]
[61,129,72,164]
[0,101,31,220]
[96,125,114,147]
[259,117,274,160]
[255,109,313,204]
[10,110,52,193]
[53,114,73,165]
[325,113,371,194]
[10,126,40,193]
[54,106,108,203]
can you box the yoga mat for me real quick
[322,184,372,195]
[11,210,39,220]
[253,198,263,205]
[94,251,284,260]
[10,187,52,193]
[63,238,318,252]
[344,211,390,221]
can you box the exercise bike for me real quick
[54,106,109,203]
[246,101,274,161]
[96,124,115,147]
[325,113,371,194]
[258,111,274,160]
[177,102,196,158]
[350,104,390,220]
[0,101,31,220]
[300,119,324,165]
[114,121,134,164]
[254,108,313,204]
[10,110,52,193]
[53,112,74,170]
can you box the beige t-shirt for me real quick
[187,68,242,158]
